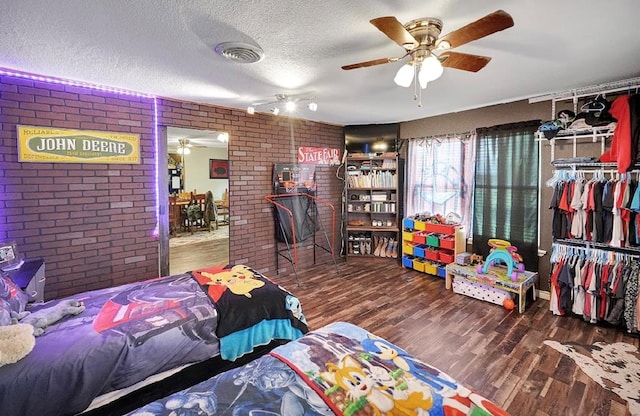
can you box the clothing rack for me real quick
[547,166,640,192]
[549,239,640,333]
[553,239,640,261]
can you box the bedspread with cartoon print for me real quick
[0,266,307,416]
[128,322,509,416]
[189,264,308,361]
[0,272,220,416]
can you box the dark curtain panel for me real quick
[472,120,540,271]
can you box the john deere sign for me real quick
[17,126,141,164]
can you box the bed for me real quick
[128,321,509,416]
[0,264,308,416]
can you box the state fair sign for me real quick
[297,146,341,166]
[17,125,140,164]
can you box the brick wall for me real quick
[0,73,345,300]
[0,75,158,299]
[158,99,345,277]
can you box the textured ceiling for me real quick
[1,1,639,126]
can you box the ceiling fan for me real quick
[175,138,206,155]
[342,10,514,91]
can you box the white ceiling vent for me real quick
[214,42,264,64]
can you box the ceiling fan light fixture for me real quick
[247,106,255,115]
[217,132,229,143]
[394,62,414,87]
[437,40,451,50]
[285,100,296,111]
[271,107,280,116]
[419,55,444,85]
[178,147,191,155]
[308,102,318,112]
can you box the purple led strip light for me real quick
[0,67,160,236]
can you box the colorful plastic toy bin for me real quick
[423,261,438,275]
[413,220,427,231]
[402,230,415,242]
[413,244,428,258]
[402,255,415,269]
[425,223,456,234]
[403,218,415,230]
[412,232,428,245]
[425,248,439,261]
[426,233,440,247]
[439,252,455,264]
[413,258,428,272]
[440,236,456,250]
[402,241,416,255]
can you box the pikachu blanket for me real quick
[128,322,508,416]
[190,264,308,361]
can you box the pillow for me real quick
[0,275,29,317]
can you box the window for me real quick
[406,135,476,237]
[472,121,540,270]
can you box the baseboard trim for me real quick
[536,289,550,301]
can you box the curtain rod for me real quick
[403,129,475,141]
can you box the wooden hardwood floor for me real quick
[169,237,229,275]
[267,258,639,416]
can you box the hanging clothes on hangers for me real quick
[549,242,640,333]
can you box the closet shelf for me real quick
[535,129,614,142]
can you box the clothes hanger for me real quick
[580,94,606,113]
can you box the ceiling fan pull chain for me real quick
[413,67,421,106]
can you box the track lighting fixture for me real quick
[247,93,318,116]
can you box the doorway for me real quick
[165,126,229,275]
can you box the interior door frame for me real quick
[158,125,171,276]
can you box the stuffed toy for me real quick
[18,299,85,336]
[0,323,35,366]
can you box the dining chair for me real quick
[216,189,229,226]
[168,196,180,236]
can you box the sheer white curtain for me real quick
[405,133,476,238]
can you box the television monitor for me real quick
[344,123,399,153]
[0,241,20,270]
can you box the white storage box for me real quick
[452,276,510,306]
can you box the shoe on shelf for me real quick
[374,237,387,257]
[385,238,395,258]
[390,239,398,258]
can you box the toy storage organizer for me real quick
[401,218,465,277]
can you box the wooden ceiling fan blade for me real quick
[439,51,491,72]
[342,57,399,70]
[436,10,514,49]
[370,16,419,50]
